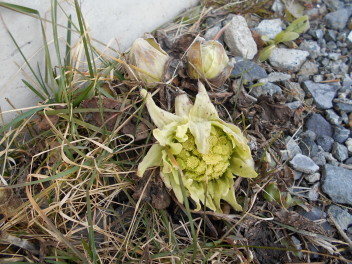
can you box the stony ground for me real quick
[193,0,352,261]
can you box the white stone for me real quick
[348,31,352,43]
[269,48,309,72]
[255,19,282,39]
[346,138,352,153]
[0,0,199,123]
[224,15,258,59]
[305,172,321,183]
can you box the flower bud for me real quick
[186,39,232,86]
[126,36,169,87]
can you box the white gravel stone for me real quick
[269,48,309,72]
[255,19,283,39]
[224,15,258,59]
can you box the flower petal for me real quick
[137,144,163,177]
[229,157,257,178]
[141,89,182,128]
[222,176,243,211]
[189,82,219,122]
[213,121,253,162]
[175,93,193,117]
[189,120,211,154]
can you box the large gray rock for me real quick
[324,8,352,30]
[230,59,267,81]
[224,15,258,59]
[250,83,282,98]
[289,154,319,174]
[255,19,282,39]
[305,114,333,137]
[328,205,352,231]
[302,80,339,109]
[269,48,309,72]
[322,164,352,205]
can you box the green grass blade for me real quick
[74,0,94,78]
[22,79,46,100]
[0,2,39,14]
[65,15,72,66]
[0,107,45,134]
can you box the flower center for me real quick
[175,126,233,182]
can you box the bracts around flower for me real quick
[137,82,258,213]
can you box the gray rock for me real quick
[342,76,352,91]
[286,101,302,109]
[333,125,351,143]
[302,80,339,109]
[204,24,222,41]
[328,52,340,61]
[305,172,321,183]
[298,61,319,76]
[340,111,350,124]
[299,130,320,157]
[286,137,302,159]
[322,164,352,205]
[324,152,340,166]
[332,142,349,161]
[325,29,337,41]
[328,205,352,231]
[299,40,321,59]
[305,114,333,137]
[346,157,352,165]
[271,0,284,15]
[293,170,303,180]
[285,82,306,101]
[258,72,291,83]
[255,19,282,39]
[224,15,258,59]
[324,8,352,30]
[323,0,344,12]
[334,98,352,112]
[313,75,324,82]
[312,149,327,166]
[313,29,324,40]
[316,135,334,152]
[231,60,267,81]
[325,109,342,125]
[269,48,309,72]
[348,31,352,43]
[308,183,320,201]
[297,206,333,233]
[346,138,352,153]
[329,60,349,74]
[290,154,319,173]
[250,83,282,98]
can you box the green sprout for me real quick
[258,15,310,62]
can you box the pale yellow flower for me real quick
[138,82,257,212]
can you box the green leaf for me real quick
[285,15,310,34]
[263,183,281,202]
[258,44,276,62]
[274,31,299,44]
